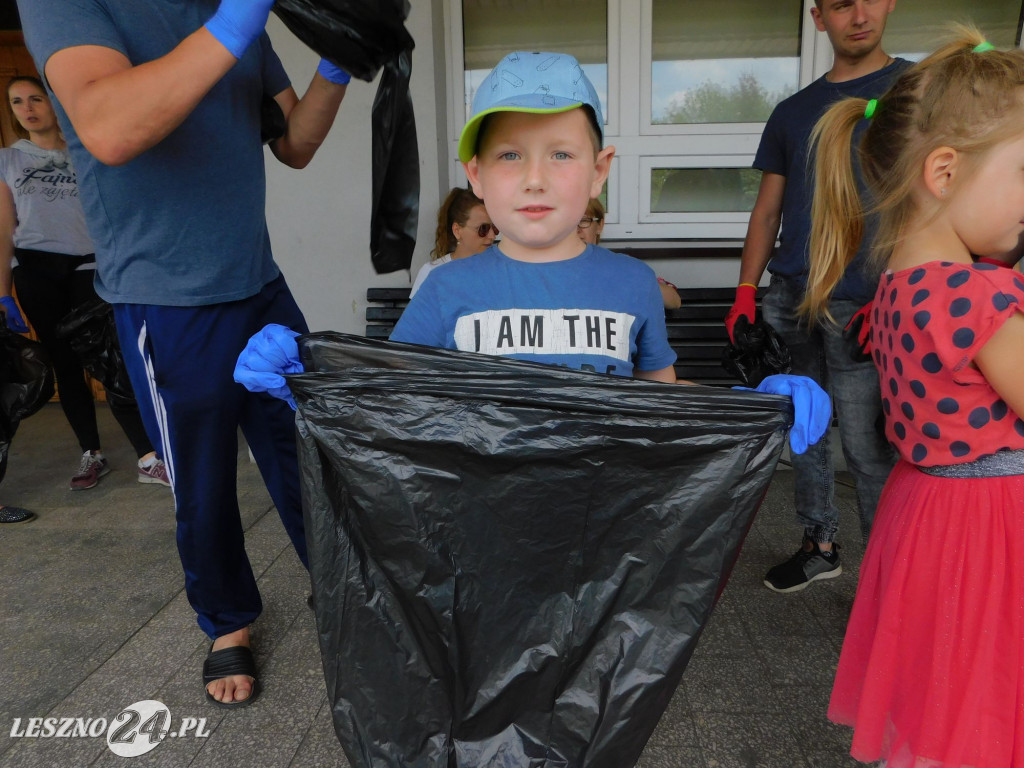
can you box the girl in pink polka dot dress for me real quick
[802,29,1024,768]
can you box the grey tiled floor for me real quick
[0,404,867,768]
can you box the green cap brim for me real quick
[457,103,583,163]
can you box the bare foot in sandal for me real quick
[204,627,258,706]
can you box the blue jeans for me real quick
[762,276,896,542]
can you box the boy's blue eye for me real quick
[499,152,519,161]
[553,152,571,160]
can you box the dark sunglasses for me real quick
[474,222,499,238]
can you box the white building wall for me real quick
[263,2,447,334]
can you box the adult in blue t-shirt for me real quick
[17,0,353,708]
[723,0,902,594]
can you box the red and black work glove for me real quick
[843,302,873,363]
[724,284,757,344]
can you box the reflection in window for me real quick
[651,0,802,124]
[651,168,761,213]
[884,0,1020,60]
[462,0,608,125]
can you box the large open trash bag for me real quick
[290,333,792,768]
[273,0,418,274]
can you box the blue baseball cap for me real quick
[457,51,603,162]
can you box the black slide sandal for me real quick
[202,645,262,709]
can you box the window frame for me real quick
[444,0,1024,246]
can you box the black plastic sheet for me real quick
[0,327,54,484]
[291,333,792,768]
[55,298,137,408]
[273,0,418,274]
[722,316,792,388]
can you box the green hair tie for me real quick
[973,41,995,53]
[864,99,878,120]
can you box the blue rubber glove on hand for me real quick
[736,374,831,454]
[234,323,303,410]
[204,0,276,59]
[0,296,29,333]
[317,58,351,85]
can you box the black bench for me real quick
[365,286,761,385]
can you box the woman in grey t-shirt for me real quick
[0,76,167,499]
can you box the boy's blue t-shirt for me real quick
[17,0,291,306]
[754,58,911,304]
[391,245,677,378]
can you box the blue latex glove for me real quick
[736,374,832,454]
[204,0,276,59]
[0,296,29,333]
[317,58,351,86]
[234,324,303,410]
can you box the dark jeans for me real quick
[13,248,153,458]
[762,275,896,542]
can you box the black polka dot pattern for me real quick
[968,407,990,429]
[947,271,970,288]
[873,263,1024,466]
[921,353,941,373]
[952,328,974,349]
[949,298,970,317]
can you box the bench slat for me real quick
[366,307,406,321]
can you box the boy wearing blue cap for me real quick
[391,52,678,381]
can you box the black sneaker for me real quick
[763,539,842,593]
[0,505,35,524]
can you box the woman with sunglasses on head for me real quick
[0,76,167,491]
[578,198,681,310]
[411,187,498,297]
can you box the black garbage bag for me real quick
[368,47,418,274]
[273,0,418,274]
[0,327,55,483]
[55,298,136,408]
[272,0,414,83]
[291,332,792,768]
[722,315,792,388]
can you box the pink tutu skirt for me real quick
[829,460,1024,767]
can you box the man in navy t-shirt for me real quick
[17,0,353,707]
[724,0,903,594]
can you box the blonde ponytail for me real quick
[800,98,871,325]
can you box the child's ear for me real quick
[590,145,615,201]
[463,159,485,200]
[922,146,958,200]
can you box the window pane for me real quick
[651,168,761,213]
[462,0,608,125]
[651,0,802,124]
[884,0,1020,60]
